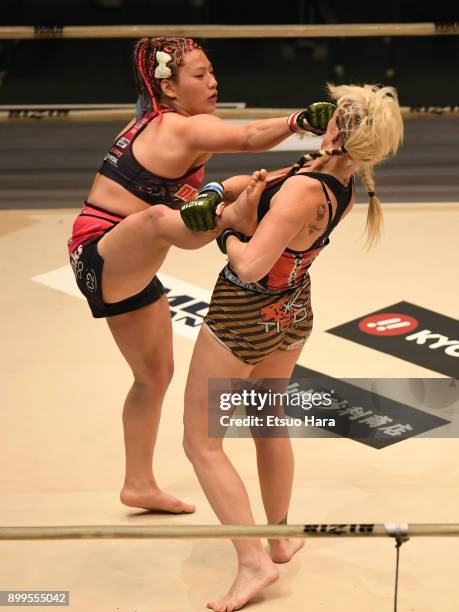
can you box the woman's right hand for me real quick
[180,181,224,231]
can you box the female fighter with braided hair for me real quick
[181,83,403,610]
[68,36,334,514]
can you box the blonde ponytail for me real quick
[360,165,383,247]
[325,83,403,247]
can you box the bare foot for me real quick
[207,555,279,612]
[269,538,304,564]
[221,169,267,236]
[120,486,195,514]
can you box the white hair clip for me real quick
[154,51,172,79]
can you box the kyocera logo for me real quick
[359,313,459,358]
[358,313,418,336]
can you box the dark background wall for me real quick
[2,117,459,209]
[1,2,458,208]
[0,1,458,106]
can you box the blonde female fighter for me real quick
[181,84,403,610]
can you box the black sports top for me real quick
[98,109,205,209]
[225,170,354,293]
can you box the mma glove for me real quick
[288,102,336,135]
[180,181,224,231]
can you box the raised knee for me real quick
[146,204,169,227]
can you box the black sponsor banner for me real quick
[326,301,459,378]
[290,366,451,449]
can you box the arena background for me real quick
[1,4,459,612]
[1,3,458,206]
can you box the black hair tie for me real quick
[368,191,375,198]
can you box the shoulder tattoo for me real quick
[308,202,327,235]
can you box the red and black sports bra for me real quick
[98,109,205,209]
[225,170,354,293]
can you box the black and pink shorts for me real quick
[68,202,165,318]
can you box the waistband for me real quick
[83,201,126,220]
[223,265,309,295]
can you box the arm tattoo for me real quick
[308,223,321,235]
[308,202,327,235]
[316,202,326,222]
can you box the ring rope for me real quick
[1,105,458,123]
[0,23,458,40]
[0,523,457,540]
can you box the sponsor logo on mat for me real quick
[327,302,459,377]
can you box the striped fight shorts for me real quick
[204,270,313,365]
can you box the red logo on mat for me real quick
[358,313,419,336]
